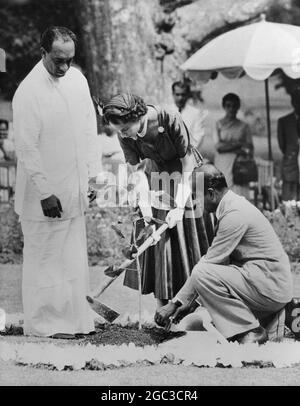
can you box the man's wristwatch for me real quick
[171,299,182,307]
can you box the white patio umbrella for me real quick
[181,15,300,160]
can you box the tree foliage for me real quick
[0,0,82,99]
[268,0,300,94]
[1,0,300,100]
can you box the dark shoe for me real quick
[75,331,96,339]
[285,298,300,339]
[229,326,268,345]
[49,333,76,340]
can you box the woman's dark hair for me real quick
[41,26,77,53]
[102,93,148,125]
[222,93,241,109]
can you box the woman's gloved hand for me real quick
[165,207,184,229]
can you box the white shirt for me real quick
[13,60,101,221]
[169,103,206,148]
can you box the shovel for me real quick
[86,223,169,322]
[86,296,120,323]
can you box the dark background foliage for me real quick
[1,0,300,100]
[268,0,300,92]
[0,0,83,99]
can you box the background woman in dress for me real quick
[214,93,254,198]
[102,93,214,310]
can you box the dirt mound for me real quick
[0,323,186,347]
[82,324,186,347]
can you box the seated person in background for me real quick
[155,163,293,344]
[277,88,300,201]
[171,81,206,150]
[214,93,254,199]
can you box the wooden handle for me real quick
[92,223,169,298]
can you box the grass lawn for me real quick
[1,264,300,386]
[1,361,300,386]
[0,264,156,318]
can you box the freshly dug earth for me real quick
[1,323,186,347]
[82,324,186,347]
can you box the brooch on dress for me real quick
[158,126,165,133]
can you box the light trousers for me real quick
[21,216,95,337]
[177,263,287,338]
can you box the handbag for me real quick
[191,145,204,168]
[232,150,258,185]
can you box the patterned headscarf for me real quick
[102,93,147,124]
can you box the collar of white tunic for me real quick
[38,59,69,88]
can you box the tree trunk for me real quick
[77,0,165,103]
[77,0,274,104]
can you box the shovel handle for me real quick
[92,223,169,298]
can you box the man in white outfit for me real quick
[13,26,101,338]
[171,81,206,150]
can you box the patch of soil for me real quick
[82,324,186,347]
[0,323,186,347]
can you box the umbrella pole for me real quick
[264,78,272,161]
[264,78,275,210]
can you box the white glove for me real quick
[165,207,184,229]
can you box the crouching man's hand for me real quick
[154,300,181,327]
[172,303,194,324]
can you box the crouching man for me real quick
[157,163,293,344]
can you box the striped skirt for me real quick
[123,206,214,300]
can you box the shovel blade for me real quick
[86,296,120,323]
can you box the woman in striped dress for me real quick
[102,93,214,309]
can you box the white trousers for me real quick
[21,216,95,337]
